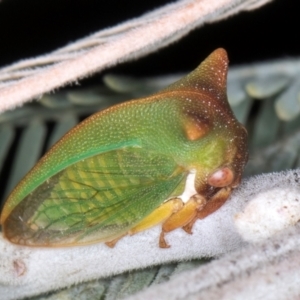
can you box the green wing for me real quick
[4,147,187,246]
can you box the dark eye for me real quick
[208,167,234,187]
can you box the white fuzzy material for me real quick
[235,188,300,242]
[1,169,299,300]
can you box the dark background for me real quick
[0,0,299,80]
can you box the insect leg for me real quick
[160,194,206,248]
[105,234,127,248]
[129,198,183,236]
[105,199,183,248]
[182,187,231,234]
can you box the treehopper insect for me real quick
[1,48,248,248]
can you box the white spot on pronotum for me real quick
[179,170,197,203]
[234,188,300,243]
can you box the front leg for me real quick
[182,187,232,234]
[197,187,231,219]
[160,194,206,248]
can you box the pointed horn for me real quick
[163,48,229,103]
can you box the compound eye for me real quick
[208,167,234,187]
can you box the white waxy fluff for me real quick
[234,187,300,243]
[0,169,299,300]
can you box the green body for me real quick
[1,49,248,246]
